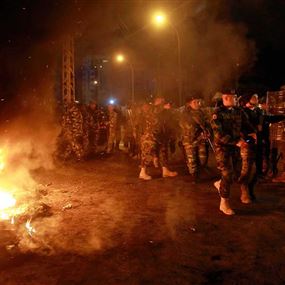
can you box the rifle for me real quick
[191,112,215,153]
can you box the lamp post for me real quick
[115,54,135,103]
[153,12,182,106]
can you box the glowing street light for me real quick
[153,12,166,26]
[116,54,125,63]
[115,54,135,102]
[152,11,183,105]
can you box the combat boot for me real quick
[162,167,178,178]
[139,167,152,180]
[214,179,221,191]
[240,185,252,204]
[219,198,235,215]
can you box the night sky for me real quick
[1,0,285,104]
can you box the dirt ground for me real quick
[1,151,285,285]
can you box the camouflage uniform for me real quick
[86,106,100,154]
[124,106,138,156]
[106,109,118,153]
[211,106,254,198]
[56,103,85,161]
[139,106,156,167]
[180,108,209,175]
[243,106,263,175]
[152,105,170,167]
[80,104,97,156]
[115,107,123,150]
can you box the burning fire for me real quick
[0,190,16,220]
[0,148,17,221]
[0,147,36,237]
[25,219,36,237]
[0,149,6,171]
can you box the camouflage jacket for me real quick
[62,104,83,138]
[211,106,254,146]
[180,108,210,144]
[107,110,118,131]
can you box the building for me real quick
[80,55,110,104]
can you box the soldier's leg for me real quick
[183,143,198,175]
[158,142,168,167]
[198,142,208,168]
[71,136,85,161]
[139,135,154,180]
[239,144,254,203]
[115,126,121,150]
[160,142,177,178]
[107,128,115,153]
[215,146,235,215]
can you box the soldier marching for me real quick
[55,91,285,216]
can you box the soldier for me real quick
[106,103,118,153]
[138,102,156,180]
[139,96,177,180]
[242,94,264,176]
[115,105,124,151]
[86,100,100,155]
[56,102,85,161]
[211,90,254,215]
[124,102,138,157]
[243,94,285,188]
[180,95,211,182]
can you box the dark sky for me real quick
[1,0,285,102]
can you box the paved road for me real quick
[0,152,285,285]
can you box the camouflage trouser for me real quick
[56,134,85,161]
[140,133,156,167]
[107,127,116,152]
[183,141,207,174]
[115,126,121,149]
[215,146,236,198]
[155,142,168,167]
[239,144,256,186]
[88,130,99,154]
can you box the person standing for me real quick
[106,104,118,153]
[56,102,85,161]
[138,97,177,180]
[180,95,210,183]
[211,91,253,215]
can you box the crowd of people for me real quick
[56,90,285,216]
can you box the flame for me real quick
[0,191,16,221]
[25,219,36,236]
[0,148,17,222]
[0,149,5,171]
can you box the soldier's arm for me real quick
[264,114,285,124]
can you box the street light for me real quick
[115,54,135,103]
[153,12,182,106]
[153,12,166,26]
[116,54,124,63]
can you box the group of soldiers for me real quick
[56,91,285,216]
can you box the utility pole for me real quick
[62,35,75,104]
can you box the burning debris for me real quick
[0,145,54,255]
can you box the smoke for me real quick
[174,0,256,100]
[99,0,256,102]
